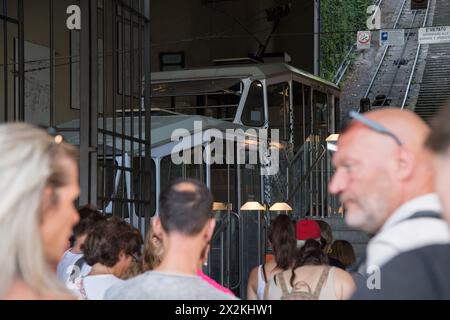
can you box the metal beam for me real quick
[144,0,152,225]
[79,0,98,205]
[314,0,320,76]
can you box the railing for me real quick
[287,135,341,219]
[364,0,408,101]
[401,0,431,109]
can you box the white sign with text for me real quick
[419,26,450,44]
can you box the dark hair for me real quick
[316,220,333,251]
[426,103,450,154]
[329,240,356,267]
[290,239,329,286]
[270,215,296,270]
[83,216,143,268]
[159,179,213,236]
[73,205,106,239]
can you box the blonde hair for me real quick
[123,222,164,279]
[0,123,78,298]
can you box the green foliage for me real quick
[320,0,372,81]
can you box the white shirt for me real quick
[56,250,91,291]
[365,193,450,271]
[79,275,124,300]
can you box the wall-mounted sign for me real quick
[357,31,372,50]
[159,52,185,71]
[419,26,450,44]
[380,29,405,46]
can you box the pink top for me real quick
[197,269,235,297]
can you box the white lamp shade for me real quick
[240,201,265,211]
[326,134,340,142]
[213,202,231,211]
[269,202,293,211]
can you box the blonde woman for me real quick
[123,220,164,279]
[0,123,80,299]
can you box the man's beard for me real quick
[341,194,388,235]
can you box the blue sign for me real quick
[381,32,388,41]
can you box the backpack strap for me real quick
[276,273,290,298]
[262,264,268,283]
[352,211,441,275]
[405,211,441,221]
[312,266,330,298]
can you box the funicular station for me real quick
[1,0,344,298]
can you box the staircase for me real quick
[414,0,450,122]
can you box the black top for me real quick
[352,244,450,300]
[328,256,346,270]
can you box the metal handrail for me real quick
[332,44,355,85]
[364,0,408,101]
[401,0,431,109]
[288,141,307,168]
[287,144,327,203]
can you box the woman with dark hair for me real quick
[329,240,357,270]
[76,217,143,299]
[247,214,297,300]
[265,239,355,300]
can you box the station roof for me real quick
[151,62,339,91]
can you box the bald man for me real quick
[352,104,450,299]
[329,108,450,276]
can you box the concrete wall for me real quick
[150,0,315,72]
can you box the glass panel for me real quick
[6,0,18,20]
[335,97,341,132]
[55,0,80,125]
[132,156,155,217]
[97,158,115,210]
[152,79,241,96]
[23,0,50,125]
[241,81,264,127]
[209,162,237,287]
[211,163,236,207]
[151,79,242,121]
[0,19,5,122]
[292,81,304,151]
[8,21,17,122]
[268,82,290,141]
[160,149,205,192]
[304,85,312,139]
[313,90,329,139]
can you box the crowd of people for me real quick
[0,102,450,300]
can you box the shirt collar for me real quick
[380,193,442,231]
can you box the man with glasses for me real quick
[352,104,450,299]
[329,108,450,283]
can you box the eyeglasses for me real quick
[327,111,404,153]
[349,111,403,146]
